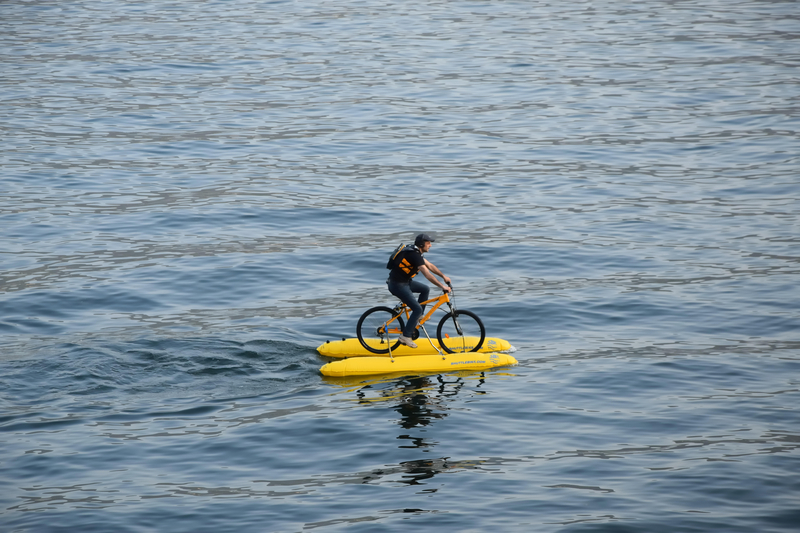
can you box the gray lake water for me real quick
[2,1,799,531]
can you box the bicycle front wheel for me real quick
[437,310,485,353]
[356,306,406,354]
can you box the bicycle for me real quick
[356,284,486,356]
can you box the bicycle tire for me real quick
[436,310,486,354]
[356,306,406,354]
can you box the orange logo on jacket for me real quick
[398,258,417,276]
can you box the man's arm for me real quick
[424,259,451,285]
[420,263,451,291]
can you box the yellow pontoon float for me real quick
[317,336,517,377]
[318,336,514,358]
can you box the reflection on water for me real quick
[332,372,490,486]
[344,371,486,433]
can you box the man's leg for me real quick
[388,281,424,339]
[407,279,431,336]
[409,279,430,308]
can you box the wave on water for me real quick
[0,337,322,414]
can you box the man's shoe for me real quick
[398,335,418,349]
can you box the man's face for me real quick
[421,241,432,253]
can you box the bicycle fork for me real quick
[446,300,464,336]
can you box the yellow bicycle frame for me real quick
[384,292,452,335]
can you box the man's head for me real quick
[414,233,435,252]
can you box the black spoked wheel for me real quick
[436,310,485,353]
[356,306,406,354]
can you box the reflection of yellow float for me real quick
[322,369,518,390]
[317,337,517,377]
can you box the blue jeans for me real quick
[387,279,430,337]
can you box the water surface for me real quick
[1,0,799,531]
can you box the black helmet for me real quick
[414,233,435,247]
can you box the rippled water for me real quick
[2,0,799,531]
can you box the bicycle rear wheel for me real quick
[356,306,406,354]
[436,310,485,353]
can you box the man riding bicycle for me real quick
[387,233,451,348]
